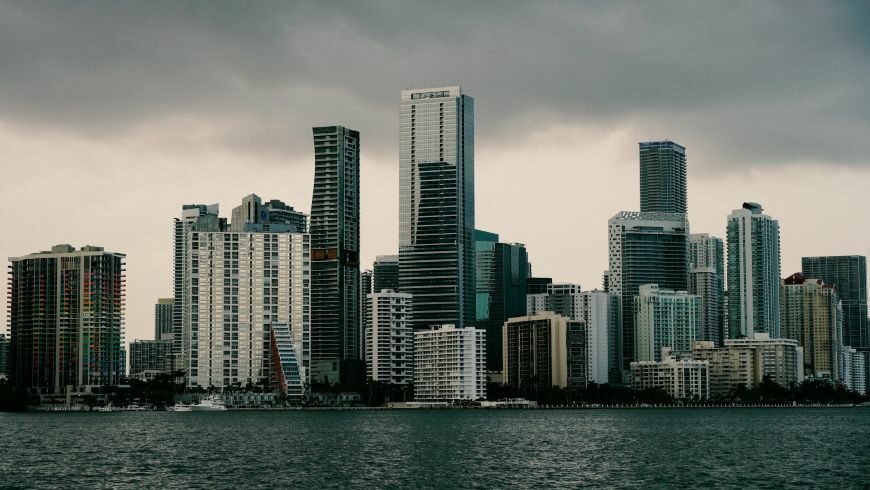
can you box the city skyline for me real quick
[1,2,869,350]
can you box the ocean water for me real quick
[1,408,868,488]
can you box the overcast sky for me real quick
[1,1,868,344]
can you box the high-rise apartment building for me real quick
[475,229,529,371]
[781,273,843,381]
[414,325,485,402]
[0,334,8,379]
[801,256,868,350]
[180,198,310,390]
[9,245,125,393]
[154,298,174,341]
[727,202,781,339]
[841,347,867,395]
[264,199,307,233]
[608,211,689,371]
[526,285,619,384]
[360,270,373,361]
[174,204,224,361]
[502,313,585,390]
[129,340,174,379]
[688,233,725,345]
[366,290,413,385]
[634,284,701,362]
[310,126,361,384]
[270,323,303,401]
[639,141,687,214]
[373,255,399,292]
[399,86,475,331]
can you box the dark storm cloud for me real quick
[0,1,867,168]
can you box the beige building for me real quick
[692,341,760,399]
[502,313,585,389]
[780,273,843,381]
[723,334,804,387]
[630,347,710,400]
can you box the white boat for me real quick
[124,403,147,411]
[190,395,227,411]
[167,403,192,412]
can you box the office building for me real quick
[399,86,475,331]
[373,255,399,292]
[310,125,361,384]
[781,273,843,381]
[526,286,618,384]
[688,234,725,345]
[154,298,174,341]
[475,229,529,371]
[180,198,310,390]
[414,325,486,402]
[727,202,781,339]
[630,348,709,400]
[802,256,868,350]
[270,323,303,401]
[608,211,689,371]
[129,339,174,379]
[366,290,413,385]
[502,313,586,390]
[692,341,761,399]
[639,140,687,214]
[724,334,803,387]
[9,244,125,393]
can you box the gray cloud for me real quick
[0,1,867,168]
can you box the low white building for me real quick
[842,346,867,395]
[414,325,486,402]
[630,347,710,400]
[366,290,413,385]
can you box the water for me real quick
[1,408,868,488]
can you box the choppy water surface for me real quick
[1,408,868,488]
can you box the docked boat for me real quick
[190,395,227,411]
[167,403,192,412]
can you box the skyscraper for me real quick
[727,202,781,339]
[688,233,725,345]
[372,255,399,292]
[310,125,361,384]
[180,199,310,390]
[174,204,223,362]
[154,298,174,341]
[801,255,868,350]
[781,273,843,381]
[639,141,687,214]
[634,284,701,362]
[475,229,529,371]
[399,86,475,331]
[608,211,689,372]
[9,244,125,393]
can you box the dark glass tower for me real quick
[310,125,361,384]
[399,86,475,330]
[608,212,689,372]
[373,255,399,292]
[475,229,529,371]
[639,141,687,214]
[802,255,868,350]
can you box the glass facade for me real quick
[726,203,781,339]
[639,140,687,214]
[802,255,868,350]
[310,126,361,384]
[399,86,475,331]
[689,233,725,345]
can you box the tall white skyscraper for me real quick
[399,86,475,330]
[180,198,310,390]
[726,202,781,339]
